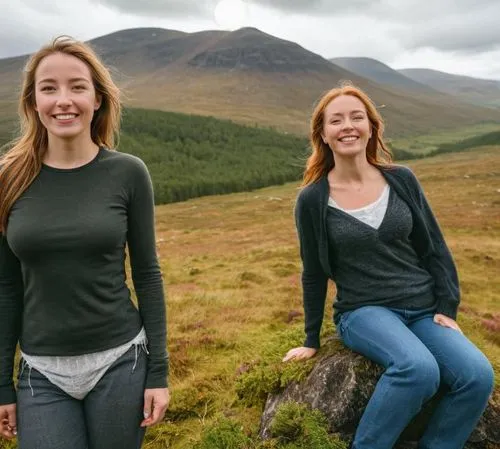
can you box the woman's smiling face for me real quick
[322,94,372,159]
[34,52,101,143]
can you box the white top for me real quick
[328,185,390,230]
[21,327,148,399]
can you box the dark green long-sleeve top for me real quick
[0,147,168,405]
[295,165,460,349]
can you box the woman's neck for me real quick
[330,156,375,185]
[44,137,99,169]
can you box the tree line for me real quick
[118,108,309,204]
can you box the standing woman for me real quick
[283,84,494,449]
[0,36,169,448]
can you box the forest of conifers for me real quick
[119,108,308,203]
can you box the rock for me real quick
[259,347,500,448]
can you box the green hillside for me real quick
[430,130,500,156]
[391,129,500,160]
[119,108,308,203]
[117,109,498,204]
[117,108,495,203]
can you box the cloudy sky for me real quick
[1,0,499,80]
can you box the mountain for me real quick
[0,27,499,139]
[91,28,225,75]
[330,57,431,93]
[399,68,500,108]
[87,27,368,136]
[187,27,334,72]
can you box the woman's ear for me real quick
[94,94,102,111]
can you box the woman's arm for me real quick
[0,234,23,407]
[126,158,168,390]
[294,192,329,350]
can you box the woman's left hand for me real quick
[434,314,463,333]
[141,388,170,427]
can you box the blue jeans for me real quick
[336,305,494,449]
[16,345,147,449]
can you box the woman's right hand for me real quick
[0,403,17,439]
[282,346,317,362]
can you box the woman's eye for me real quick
[41,86,55,92]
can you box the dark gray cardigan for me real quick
[295,165,460,349]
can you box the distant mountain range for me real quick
[331,57,500,108]
[399,68,500,108]
[0,27,499,139]
[330,57,432,93]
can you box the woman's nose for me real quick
[56,89,72,107]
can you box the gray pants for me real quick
[16,345,147,449]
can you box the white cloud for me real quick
[394,2,500,53]
[89,0,215,18]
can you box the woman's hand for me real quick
[140,388,170,427]
[434,314,463,333]
[0,403,17,439]
[282,347,317,362]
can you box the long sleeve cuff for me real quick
[145,355,169,389]
[304,335,320,349]
[0,384,16,406]
[436,300,459,320]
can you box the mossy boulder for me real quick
[258,343,500,449]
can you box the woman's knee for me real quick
[461,356,495,398]
[396,352,440,397]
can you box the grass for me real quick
[1,146,498,449]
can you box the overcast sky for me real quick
[1,0,499,80]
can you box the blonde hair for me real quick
[303,83,392,186]
[0,36,121,232]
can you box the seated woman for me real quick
[283,83,494,449]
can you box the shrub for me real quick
[194,416,253,449]
[267,402,347,449]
